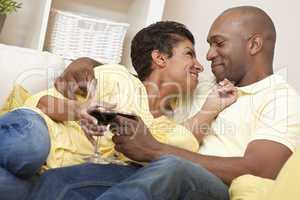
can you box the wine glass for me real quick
[83,79,111,164]
[105,82,128,165]
[84,133,110,164]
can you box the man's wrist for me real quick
[150,142,170,161]
[73,102,83,121]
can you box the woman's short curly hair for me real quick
[130,21,195,81]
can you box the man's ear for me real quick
[151,50,167,68]
[248,34,263,56]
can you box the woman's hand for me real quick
[183,79,238,142]
[76,79,115,145]
[202,79,238,114]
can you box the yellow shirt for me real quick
[183,74,300,157]
[0,84,31,116]
[23,64,199,169]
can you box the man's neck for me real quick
[237,66,273,87]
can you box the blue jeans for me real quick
[29,156,229,200]
[0,109,50,200]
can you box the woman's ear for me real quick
[151,50,167,68]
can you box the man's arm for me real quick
[152,139,291,185]
[113,116,292,185]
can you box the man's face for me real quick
[163,39,203,93]
[206,16,249,84]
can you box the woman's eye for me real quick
[187,52,193,57]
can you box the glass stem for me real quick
[94,136,100,155]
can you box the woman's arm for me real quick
[184,79,237,142]
[37,95,82,122]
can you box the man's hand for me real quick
[110,111,292,185]
[55,57,101,99]
[111,116,163,162]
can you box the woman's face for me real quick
[163,39,203,94]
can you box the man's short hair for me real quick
[130,21,195,81]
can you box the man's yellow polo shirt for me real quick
[189,74,300,157]
[23,64,199,169]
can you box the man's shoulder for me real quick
[238,74,300,100]
[259,74,300,100]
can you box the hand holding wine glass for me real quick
[79,79,117,164]
[77,79,115,144]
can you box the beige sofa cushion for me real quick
[0,44,65,106]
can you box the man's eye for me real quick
[216,41,225,47]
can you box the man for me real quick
[29,6,300,200]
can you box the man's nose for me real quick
[206,46,218,61]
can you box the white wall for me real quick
[163,0,300,92]
[0,0,49,49]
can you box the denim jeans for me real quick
[29,155,229,200]
[0,109,50,200]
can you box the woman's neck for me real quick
[143,76,177,118]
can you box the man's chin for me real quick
[215,75,226,83]
[212,68,226,83]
